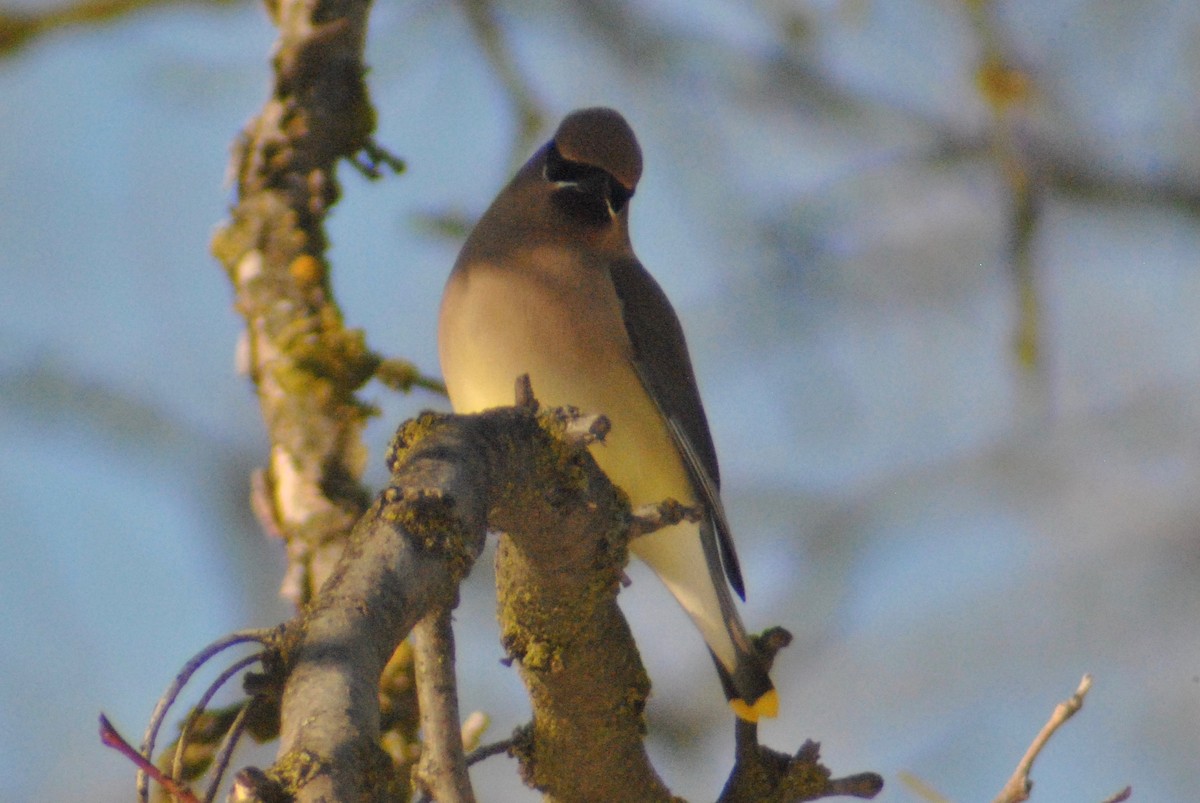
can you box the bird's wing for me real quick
[608,256,746,600]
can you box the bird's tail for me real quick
[629,519,777,722]
[713,648,777,722]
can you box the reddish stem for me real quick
[99,714,201,803]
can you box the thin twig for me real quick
[137,629,273,802]
[171,651,264,784]
[964,0,1046,383]
[0,0,221,56]
[100,714,201,803]
[373,355,447,396]
[412,607,476,803]
[465,737,513,767]
[897,771,951,803]
[202,698,254,803]
[992,674,1094,803]
[417,738,514,803]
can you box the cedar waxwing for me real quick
[438,107,777,721]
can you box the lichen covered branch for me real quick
[210,0,400,606]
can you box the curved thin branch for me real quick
[100,715,202,803]
[466,737,513,768]
[138,629,274,801]
[992,674,1096,803]
[202,697,254,803]
[172,652,264,784]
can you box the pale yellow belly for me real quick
[439,262,735,669]
[439,264,695,508]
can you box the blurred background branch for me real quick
[0,0,238,55]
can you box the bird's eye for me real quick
[608,182,631,214]
[545,142,628,224]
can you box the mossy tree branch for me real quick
[217,398,880,802]
[233,402,659,801]
[210,0,402,608]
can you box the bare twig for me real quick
[100,714,201,803]
[137,629,274,802]
[897,771,951,803]
[200,698,253,802]
[0,0,233,56]
[513,374,537,410]
[171,652,264,784]
[465,737,513,767]
[374,355,447,396]
[412,607,475,803]
[992,674,1094,803]
[964,0,1045,381]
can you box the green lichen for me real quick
[777,757,834,800]
[273,748,324,794]
[380,489,476,583]
[532,411,594,499]
[286,323,380,392]
[521,639,563,674]
[384,412,445,473]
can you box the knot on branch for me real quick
[755,626,793,673]
[629,497,703,538]
[384,411,447,473]
[230,766,290,802]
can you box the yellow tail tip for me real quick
[730,689,779,722]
